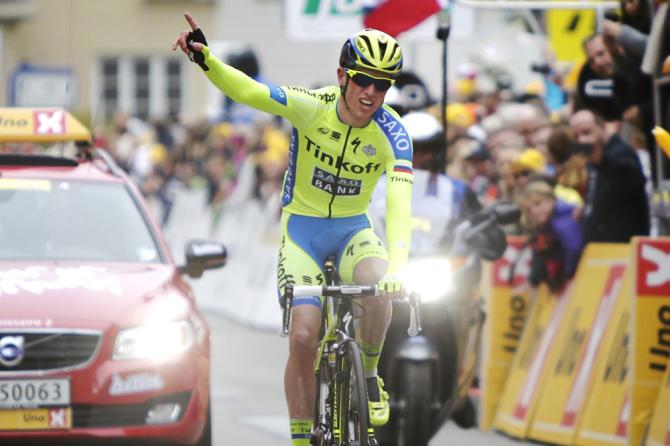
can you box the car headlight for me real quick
[401,257,454,304]
[113,320,195,361]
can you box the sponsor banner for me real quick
[480,237,532,430]
[0,107,90,142]
[528,243,629,445]
[284,0,475,41]
[547,9,595,62]
[574,265,632,446]
[646,365,670,446]
[0,407,71,430]
[630,238,670,446]
[493,283,563,438]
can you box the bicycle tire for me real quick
[313,355,331,446]
[396,361,433,446]
[338,340,369,446]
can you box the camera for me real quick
[530,63,552,75]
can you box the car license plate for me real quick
[0,407,72,430]
[0,379,70,408]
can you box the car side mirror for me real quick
[178,240,227,279]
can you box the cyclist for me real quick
[173,13,413,445]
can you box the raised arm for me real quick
[172,12,316,125]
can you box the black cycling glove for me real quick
[187,28,209,71]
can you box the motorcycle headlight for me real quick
[401,257,454,304]
[113,320,195,361]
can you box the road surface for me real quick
[208,311,533,445]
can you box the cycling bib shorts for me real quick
[277,211,388,309]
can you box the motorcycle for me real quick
[376,202,520,446]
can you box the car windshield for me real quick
[0,178,161,263]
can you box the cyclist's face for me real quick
[338,67,390,123]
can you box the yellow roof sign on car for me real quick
[0,107,90,142]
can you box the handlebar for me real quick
[280,284,422,337]
[291,284,378,297]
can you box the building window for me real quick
[97,57,183,122]
[134,59,151,120]
[166,59,182,119]
[101,58,119,120]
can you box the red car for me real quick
[0,109,226,445]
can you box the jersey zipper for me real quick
[327,125,353,219]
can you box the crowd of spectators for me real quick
[92,111,289,228]
[82,0,669,292]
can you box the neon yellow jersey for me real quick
[200,47,413,273]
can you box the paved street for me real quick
[207,312,533,445]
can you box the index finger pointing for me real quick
[184,12,200,31]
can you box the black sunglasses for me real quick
[345,69,394,92]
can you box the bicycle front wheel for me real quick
[338,341,369,446]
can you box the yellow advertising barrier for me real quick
[493,283,564,438]
[528,244,630,445]
[630,237,670,446]
[574,264,632,446]
[646,365,670,446]
[480,237,533,430]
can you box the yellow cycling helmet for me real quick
[340,29,403,79]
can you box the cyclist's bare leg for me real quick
[353,255,392,426]
[285,304,322,418]
[353,256,391,347]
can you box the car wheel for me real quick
[194,404,212,446]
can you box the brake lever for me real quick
[280,286,294,337]
[407,292,423,337]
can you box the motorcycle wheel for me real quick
[397,361,433,446]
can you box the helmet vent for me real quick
[388,43,400,64]
[378,40,388,61]
[359,34,376,59]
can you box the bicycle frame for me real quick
[316,259,358,444]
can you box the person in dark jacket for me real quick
[575,34,632,121]
[570,109,650,243]
[521,175,584,292]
